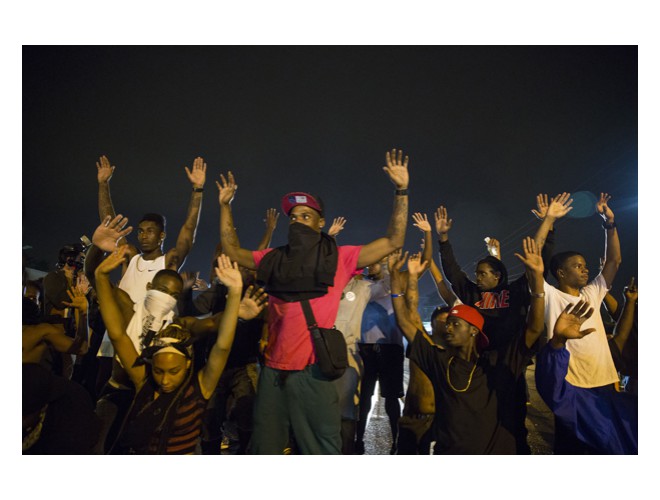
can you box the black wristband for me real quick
[602,220,616,230]
[192,187,204,193]
[395,188,408,196]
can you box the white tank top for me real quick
[119,254,167,304]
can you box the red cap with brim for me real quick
[449,304,489,351]
[281,192,323,217]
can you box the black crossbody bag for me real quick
[300,299,348,380]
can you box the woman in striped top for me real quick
[96,248,255,454]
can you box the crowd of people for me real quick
[22,150,638,454]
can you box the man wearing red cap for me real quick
[216,149,409,454]
[390,238,545,454]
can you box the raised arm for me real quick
[166,157,207,271]
[612,277,637,353]
[97,155,117,223]
[388,250,418,342]
[199,255,255,398]
[514,237,546,349]
[217,171,257,269]
[94,246,145,388]
[356,149,409,268]
[412,213,433,266]
[434,205,475,297]
[96,155,139,260]
[61,284,90,355]
[597,193,622,287]
[256,208,280,250]
[405,252,430,333]
[414,213,457,306]
[533,192,573,251]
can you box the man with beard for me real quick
[217,149,409,454]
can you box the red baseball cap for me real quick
[281,192,324,217]
[448,304,489,350]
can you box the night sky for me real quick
[23,46,637,308]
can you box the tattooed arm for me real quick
[217,171,257,269]
[357,149,409,268]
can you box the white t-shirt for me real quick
[97,254,167,357]
[543,274,619,388]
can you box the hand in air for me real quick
[328,217,347,237]
[216,172,238,205]
[92,215,133,252]
[553,300,596,340]
[382,149,409,189]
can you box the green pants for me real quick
[250,364,341,454]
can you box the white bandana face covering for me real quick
[144,289,177,317]
[139,290,178,349]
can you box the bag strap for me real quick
[300,299,318,330]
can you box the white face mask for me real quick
[143,289,177,318]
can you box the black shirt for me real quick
[409,330,533,454]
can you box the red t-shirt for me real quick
[253,245,362,370]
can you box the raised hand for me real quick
[192,276,210,291]
[214,254,242,289]
[185,156,207,189]
[96,245,129,275]
[328,217,347,237]
[62,285,89,311]
[485,237,500,258]
[76,274,91,295]
[238,285,268,320]
[531,193,549,220]
[412,212,432,233]
[596,192,614,222]
[407,252,428,276]
[554,300,596,340]
[382,149,409,189]
[387,249,409,293]
[546,192,574,219]
[96,155,115,184]
[622,277,638,303]
[92,215,133,252]
[434,206,453,235]
[264,208,280,231]
[216,171,238,205]
[514,237,543,274]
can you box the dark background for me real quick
[22,46,637,312]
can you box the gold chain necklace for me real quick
[137,254,163,272]
[446,356,478,392]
